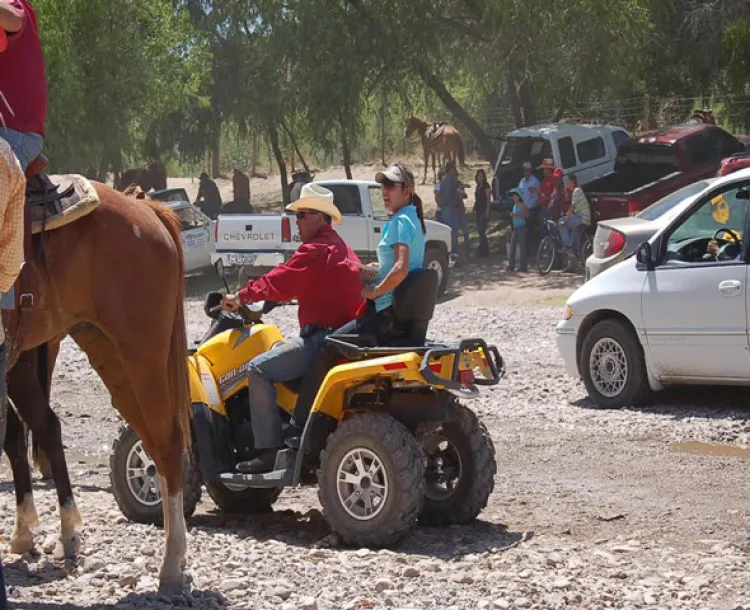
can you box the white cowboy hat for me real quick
[285,183,342,225]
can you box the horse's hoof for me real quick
[157,575,189,597]
[53,533,81,560]
[10,532,35,555]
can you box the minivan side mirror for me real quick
[635,241,655,271]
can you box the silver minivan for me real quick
[558,168,750,408]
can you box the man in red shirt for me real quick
[537,159,564,234]
[221,183,364,473]
[0,0,47,171]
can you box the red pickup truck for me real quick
[583,124,748,222]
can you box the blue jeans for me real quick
[248,330,329,450]
[2,128,43,171]
[559,214,583,248]
[509,225,528,271]
[443,207,470,254]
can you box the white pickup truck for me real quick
[211,179,453,294]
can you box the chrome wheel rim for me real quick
[126,440,162,507]
[589,337,629,398]
[336,448,389,521]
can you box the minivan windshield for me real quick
[636,180,713,221]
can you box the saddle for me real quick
[425,121,447,141]
[2,154,100,370]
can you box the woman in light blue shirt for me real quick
[341,163,426,340]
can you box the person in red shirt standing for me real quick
[0,0,47,171]
[221,183,364,473]
[537,158,564,235]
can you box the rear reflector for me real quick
[214,218,219,243]
[383,362,408,371]
[281,216,292,242]
[627,200,639,217]
[429,363,442,372]
[458,370,474,385]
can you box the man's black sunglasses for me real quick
[295,210,320,220]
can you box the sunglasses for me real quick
[295,210,320,220]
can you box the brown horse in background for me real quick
[116,162,168,192]
[405,116,466,184]
[3,184,191,595]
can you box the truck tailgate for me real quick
[215,214,294,251]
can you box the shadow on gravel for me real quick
[572,385,750,421]
[0,481,111,496]
[399,521,531,559]
[188,507,330,549]
[8,589,227,609]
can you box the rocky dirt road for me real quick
[3,269,750,610]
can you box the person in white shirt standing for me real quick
[518,161,541,246]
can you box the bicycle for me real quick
[536,219,593,275]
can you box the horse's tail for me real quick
[457,134,466,168]
[147,201,192,453]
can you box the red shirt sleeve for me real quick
[237,242,322,304]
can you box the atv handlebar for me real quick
[209,299,285,324]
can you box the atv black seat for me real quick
[388,267,439,347]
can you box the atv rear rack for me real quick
[325,336,505,392]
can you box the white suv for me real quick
[557,168,750,408]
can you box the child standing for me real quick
[507,187,528,272]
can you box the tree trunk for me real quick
[281,122,311,174]
[341,123,353,180]
[211,125,221,178]
[268,122,290,206]
[380,91,387,166]
[506,62,523,128]
[518,75,537,126]
[418,66,498,163]
[251,131,259,177]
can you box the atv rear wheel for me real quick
[205,482,281,514]
[416,401,496,526]
[317,412,424,547]
[109,424,202,525]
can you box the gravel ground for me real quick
[3,279,750,610]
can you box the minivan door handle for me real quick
[718,280,742,296]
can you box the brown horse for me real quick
[3,183,191,595]
[405,116,466,184]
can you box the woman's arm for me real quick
[364,244,409,300]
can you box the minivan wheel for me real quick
[580,319,651,409]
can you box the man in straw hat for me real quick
[221,183,364,474]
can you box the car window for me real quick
[576,137,606,164]
[153,190,188,203]
[558,136,576,169]
[665,183,750,264]
[612,130,629,150]
[368,186,389,220]
[637,180,712,221]
[326,184,362,215]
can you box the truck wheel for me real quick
[416,401,496,526]
[109,424,202,525]
[580,319,651,408]
[205,482,281,513]
[424,247,449,295]
[317,412,424,547]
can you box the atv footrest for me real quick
[219,468,294,489]
[219,449,298,489]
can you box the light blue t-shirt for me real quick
[512,202,526,229]
[519,175,541,209]
[374,204,426,312]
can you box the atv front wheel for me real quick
[317,412,424,547]
[416,401,496,526]
[109,424,202,525]
[205,482,281,513]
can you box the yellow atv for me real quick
[109,263,504,546]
